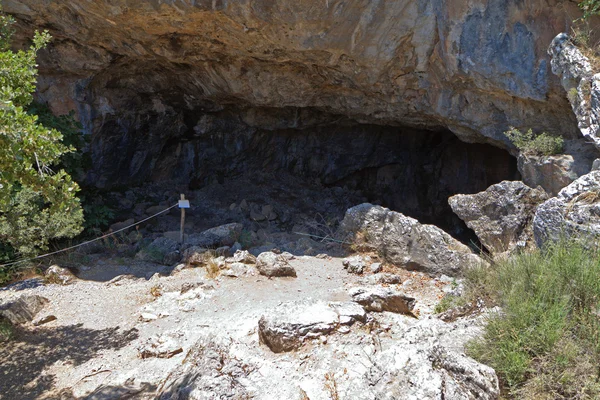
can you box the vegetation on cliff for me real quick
[504,127,564,156]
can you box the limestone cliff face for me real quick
[5,0,580,143]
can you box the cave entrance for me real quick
[92,106,520,246]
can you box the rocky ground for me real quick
[0,240,497,399]
[6,150,600,399]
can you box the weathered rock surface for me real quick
[370,262,383,273]
[517,139,599,197]
[0,251,496,399]
[136,237,179,264]
[231,250,256,265]
[549,33,600,149]
[534,170,600,247]
[256,251,297,278]
[363,273,403,285]
[258,300,366,353]
[0,295,48,324]
[360,317,499,400]
[449,181,547,255]
[342,255,370,275]
[138,332,183,359]
[6,0,579,147]
[45,265,76,285]
[0,0,581,219]
[182,246,208,265]
[223,262,255,278]
[350,287,416,314]
[158,339,251,399]
[187,223,243,248]
[340,204,483,276]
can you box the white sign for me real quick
[178,200,190,209]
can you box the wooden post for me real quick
[180,194,186,244]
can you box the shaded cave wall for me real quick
[83,98,519,239]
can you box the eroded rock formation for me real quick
[449,181,548,256]
[340,204,483,276]
[534,170,600,247]
[3,1,582,179]
[549,33,600,149]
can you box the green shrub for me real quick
[0,187,83,258]
[467,240,600,398]
[433,294,468,314]
[580,0,600,19]
[0,318,14,342]
[504,127,564,156]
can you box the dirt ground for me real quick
[0,253,455,400]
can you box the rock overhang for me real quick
[3,0,582,148]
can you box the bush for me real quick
[0,318,14,342]
[0,187,83,257]
[467,240,600,398]
[580,0,600,19]
[504,127,564,156]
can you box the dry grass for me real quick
[349,229,377,253]
[298,388,310,400]
[185,249,221,278]
[571,22,600,71]
[204,255,221,279]
[566,190,600,214]
[150,284,163,299]
[324,372,339,400]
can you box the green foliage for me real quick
[467,240,600,398]
[0,318,14,342]
[0,11,83,264]
[579,0,600,19]
[433,294,467,314]
[27,101,90,180]
[504,127,564,156]
[79,191,115,236]
[0,187,83,257]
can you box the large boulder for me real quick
[449,181,547,255]
[256,252,297,278]
[0,295,49,324]
[187,223,243,248]
[258,301,366,353]
[534,170,600,247]
[517,139,598,197]
[340,204,483,276]
[136,237,179,264]
[350,287,416,314]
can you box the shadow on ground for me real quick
[71,258,175,283]
[54,382,157,400]
[0,324,139,400]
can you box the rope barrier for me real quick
[0,203,179,269]
[293,231,351,245]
